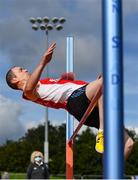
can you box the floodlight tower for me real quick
[29,16,66,164]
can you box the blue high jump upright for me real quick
[102,0,124,179]
[66,36,74,179]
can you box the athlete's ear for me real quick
[11,77,19,84]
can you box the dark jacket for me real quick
[27,162,49,179]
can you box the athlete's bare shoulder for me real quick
[23,83,40,101]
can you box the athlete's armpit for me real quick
[24,89,40,101]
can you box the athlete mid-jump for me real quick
[6,43,134,158]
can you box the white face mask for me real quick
[35,156,42,162]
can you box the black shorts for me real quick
[66,85,99,129]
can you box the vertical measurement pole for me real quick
[66,37,74,179]
[102,0,124,178]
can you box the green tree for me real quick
[0,123,138,176]
[74,128,102,176]
[49,123,66,174]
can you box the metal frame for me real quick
[102,0,124,178]
[66,37,74,179]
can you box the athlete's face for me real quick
[11,66,30,82]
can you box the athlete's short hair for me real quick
[6,68,18,90]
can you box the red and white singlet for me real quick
[23,78,87,109]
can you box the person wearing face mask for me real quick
[27,151,49,179]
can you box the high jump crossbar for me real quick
[66,37,102,179]
[68,84,102,143]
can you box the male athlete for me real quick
[6,43,134,158]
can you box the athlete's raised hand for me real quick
[42,42,56,65]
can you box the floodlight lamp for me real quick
[36,17,43,23]
[40,24,46,30]
[43,16,49,23]
[47,24,53,30]
[32,24,39,30]
[59,17,66,24]
[51,17,59,23]
[56,24,63,31]
[30,17,36,23]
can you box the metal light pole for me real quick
[29,16,66,164]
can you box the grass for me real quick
[3,172,65,179]
[9,173,26,179]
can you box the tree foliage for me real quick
[0,123,138,176]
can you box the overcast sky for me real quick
[0,0,138,144]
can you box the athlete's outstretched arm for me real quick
[60,72,75,80]
[24,43,56,98]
